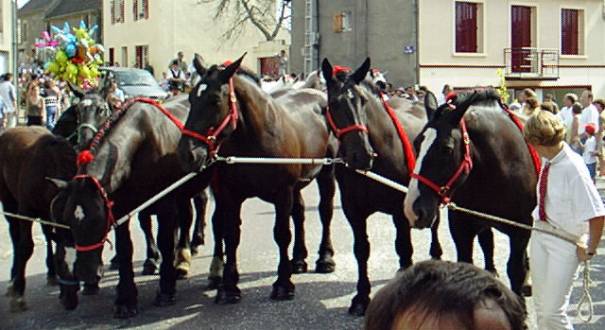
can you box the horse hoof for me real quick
[176,266,189,280]
[109,259,119,271]
[348,302,367,316]
[142,259,159,276]
[5,282,15,297]
[47,276,58,286]
[207,276,222,290]
[154,292,176,307]
[191,246,199,256]
[291,260,308,274]
[191,235,204,248]
[60,291,79,311]
[9,296,27,313]
[270,283,295,301]
[522,284,532,297]
[315,258,336,274]
[215,287,241,304]
[348,295,369,316]
[113,304,138,319]
[82,283,100,296]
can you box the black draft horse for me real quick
[404,90,536,298]
[321,58,445,315]
[50,94,213,318]
[178,55,336,303]
[54,86,208,277]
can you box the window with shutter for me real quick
[111,1,115,24]
[109,48,115,66]
[133,0,138,21]
[455,2,479,53]
[561,9,582,55]
[333,14,343,33]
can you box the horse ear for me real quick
[67,82,85,99]
[321,58,334,85]
[219,52,246,84]
[193,53,206,76]
[448,91,478,124]
[424,91,438,120]
[46,177,68,189]
[351,58,371,85]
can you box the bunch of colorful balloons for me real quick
[43,21,105,88]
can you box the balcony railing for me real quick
[504,48,559,80]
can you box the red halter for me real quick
[72,175,115,252]
[410,118,473,204]
[325,106,368,138]
[186,78,239,153]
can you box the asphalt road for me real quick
[1,181,605,329]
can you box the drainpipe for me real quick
[414,0,420,85]
[314,0,320,70]
[12,0,19,113]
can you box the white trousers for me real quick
[5,111,17,128]
[530,232,580,330]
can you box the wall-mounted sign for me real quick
[403,45,416,54]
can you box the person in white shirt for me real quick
[524,111,605,330]
[0,73,18,128]
[583,123,598,182]
[579,90,599,136]
[558,93,578,129]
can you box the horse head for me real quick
[178,53,245,172]
[68,82,113,151]
[321,57,375,170]
[404,92,486,229]
[49,177,108,285]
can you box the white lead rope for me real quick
[214,156,344,165]
[0,211,70,229]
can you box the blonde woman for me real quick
[524,111,604,330]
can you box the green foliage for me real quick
[496,69,510,103]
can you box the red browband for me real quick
[72,174,115,252]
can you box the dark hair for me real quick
[572,102,583,115]
[171,59,179,66]
[594,99,605,110]
[364,261,526,330]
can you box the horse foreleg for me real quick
[175,198,193,279]
[215,195,243,304]
[291,188,308,274]
[208,203,224,290]
[113,221,138,319]
[41,224,57,285]
[508,229,531,299]
[9,219,34,312]
[270,187,295,301]
[154,202,179,307]
[478,228,498,276]
[191,190,209,255]
[54,243,79,310]
[315,165,336,273]
[449,212,476,265]
[429,211,444,260]
[393,210,414,270]
[346,211,372,316]
[138,210,160,276]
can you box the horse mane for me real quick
[449,89,502,112]
[206,64,261,86]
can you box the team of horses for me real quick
[0,55,538,318]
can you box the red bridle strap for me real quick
[501,106,542,177]
[379,92,416,174]
[410,119,473,204]
[72,174,115,252]
[325,106,368,138]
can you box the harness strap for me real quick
[379,92,416,174]
[325,107,368,138]
[500,104,542,176]
[72,175,115,252]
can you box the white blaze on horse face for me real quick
[197,84,208,97]
[74,205,85,222]
[404,128,437,226]
[81,99,93,107]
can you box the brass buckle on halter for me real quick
[440,186,450,196]
[207,136,217,142]
[463,133,470,145]
[230,94,237,103]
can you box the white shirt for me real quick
[558,106,572,128]
[532,143,605,236]
[583,136,597,164]
[579,104,599,135]
[0,81,16,113]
